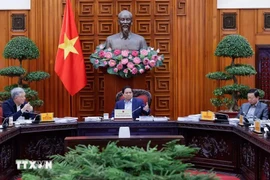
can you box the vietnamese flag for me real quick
[55,0,86,96]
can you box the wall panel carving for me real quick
[98,20,114,35]
[155,20,170,34]
[135,2,151,16]
[189,135,230,158]
[135,19,151,35]
[240,142,255,170]
[71,0,173,118]
[154,77,170,92]
[98,2,113,16]
[78,1,94,17]
[80,37,95,54]
[155,1,170,15]
[78,20,94,35]
[155,38,170,53]
[155,96,170,111]
[176,0,186,16]
[79,95,95,111]
[116,2,132,14]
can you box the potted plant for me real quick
[21,140,217,179]
[0,36,50,107]
[206,34,264,112]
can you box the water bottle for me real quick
[9,117,13,127]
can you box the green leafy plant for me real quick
[0,36,50,107]
[22,140,218,180]
[206,34,264,111]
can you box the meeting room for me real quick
[0,0,270,179]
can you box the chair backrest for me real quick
[115,89,152,107]
[259,99,270,119]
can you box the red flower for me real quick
[131,50,139,57]
[98,50,105,58]
[114,49,121,56]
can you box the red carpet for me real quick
[186,170,240,180]
[17,171,240,180]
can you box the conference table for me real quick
[0,120,269,180]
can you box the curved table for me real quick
[0,121,269,180]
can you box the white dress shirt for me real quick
[124,99,133,110]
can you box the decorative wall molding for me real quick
[177,0,186,16]
[11,14,26,31]
[223,13,237,30]
[264,13,270,29]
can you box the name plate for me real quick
[40,113,54,122]
[114,109,132,119]
[201,111,214,121]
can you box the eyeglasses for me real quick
[16,95,26,98]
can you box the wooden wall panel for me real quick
[0,0,270,119]
[28,0,71,117]
[72,0,174,119]
[217,9,270,107]
[174,0,219,116]
[0,0,70,117]
[0,11,9,92]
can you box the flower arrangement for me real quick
[90,44,164,78]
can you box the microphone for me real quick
[266,124,270,131]
[19,111,40,124]
[26,111,41,123]
[132,106,141,113]
[0,116,11,129]
[242,112,249,123]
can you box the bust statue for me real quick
[105,10,148,51]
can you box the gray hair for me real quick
[11,87,25,99]
[118,10,132,19]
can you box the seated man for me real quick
[111,86,150,119]
[237,88,268,120]
[3,87,34,121]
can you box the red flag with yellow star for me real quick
[55,0,86,96]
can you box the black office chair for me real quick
[259,99,270,119]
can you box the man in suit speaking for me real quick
[3,87,34,121]
[111,86,150,119]
[237,88,268,120]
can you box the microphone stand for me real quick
[243,112,251,128]
[0,116,10,129]
[132,106,141,120]
[32,114,41,124]
[26,111,41,124]
[266,124,270,136]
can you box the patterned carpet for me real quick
[186,169,241,180]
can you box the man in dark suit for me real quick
[111,86,150,119]
[3,87,34,121]
[237,88,268,120]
